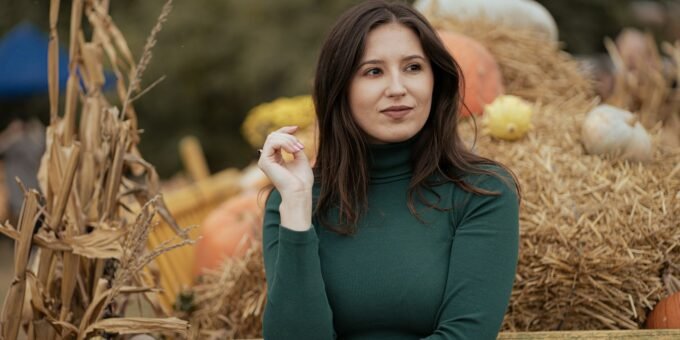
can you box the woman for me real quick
[257,1,520,339]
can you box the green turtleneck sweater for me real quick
[262,139,519,340]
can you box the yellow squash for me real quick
[482,95,534,141]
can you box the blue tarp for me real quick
[0,22,115,99]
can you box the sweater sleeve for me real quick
[424,169,519,340]
[261,189,335,340]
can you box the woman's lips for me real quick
[380,106,413,119]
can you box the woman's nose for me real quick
[385,75,407,97]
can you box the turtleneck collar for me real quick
[367,135,417,184]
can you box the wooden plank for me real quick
[497,329,680,339]
[244,330,680,340]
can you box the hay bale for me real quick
[464,97,680,331]
[442,16,680,331]
[188,243,266,339]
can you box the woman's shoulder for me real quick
[462,163,514,187]
[449,163,519,202]
[446,164,520,228]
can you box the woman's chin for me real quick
[368,132,418,144]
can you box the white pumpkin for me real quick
[623,122,653,162]
[414,0,558,42]
[581,104,652,162]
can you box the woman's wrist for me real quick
[279,191,313,231]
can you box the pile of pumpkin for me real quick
[184,0,680,336]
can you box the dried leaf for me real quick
[0,222,20,240]
[78,284,160,338]
[64,229,125,259]
[84,317,189,337]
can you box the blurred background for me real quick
[1,0,679,180]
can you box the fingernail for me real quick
[297,142,305,149]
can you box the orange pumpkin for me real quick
[437,30,504,117]
[194,190,267,276]
[646,292,680,329]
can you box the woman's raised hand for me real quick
[258,126,313,231]
[257,126,314,197]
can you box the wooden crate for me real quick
[497,329,680,339]
[242,330,680,340]
[147,168,242,314]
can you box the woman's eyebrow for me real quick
[403,54,426,61]
[357,59,383,68]
[357,55,426,68]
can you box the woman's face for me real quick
[348,22,434,144]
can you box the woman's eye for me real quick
[406,63,422,72]
[364,68,382,76]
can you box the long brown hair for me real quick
[313,0,521,235]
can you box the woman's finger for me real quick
[276,125,299,134]
[263,136,300,155]
[292,146,309,162]
[263,131,304,152]
[273,126,304,145]
[272,131,304,148]
[262,132,304,155]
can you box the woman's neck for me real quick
[367,135,417,183]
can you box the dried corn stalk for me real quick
[0,0,193,338]
[0,190,40,340]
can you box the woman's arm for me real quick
[258,126,335,339]
[424,170,519,340]
[262,189,335,339]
